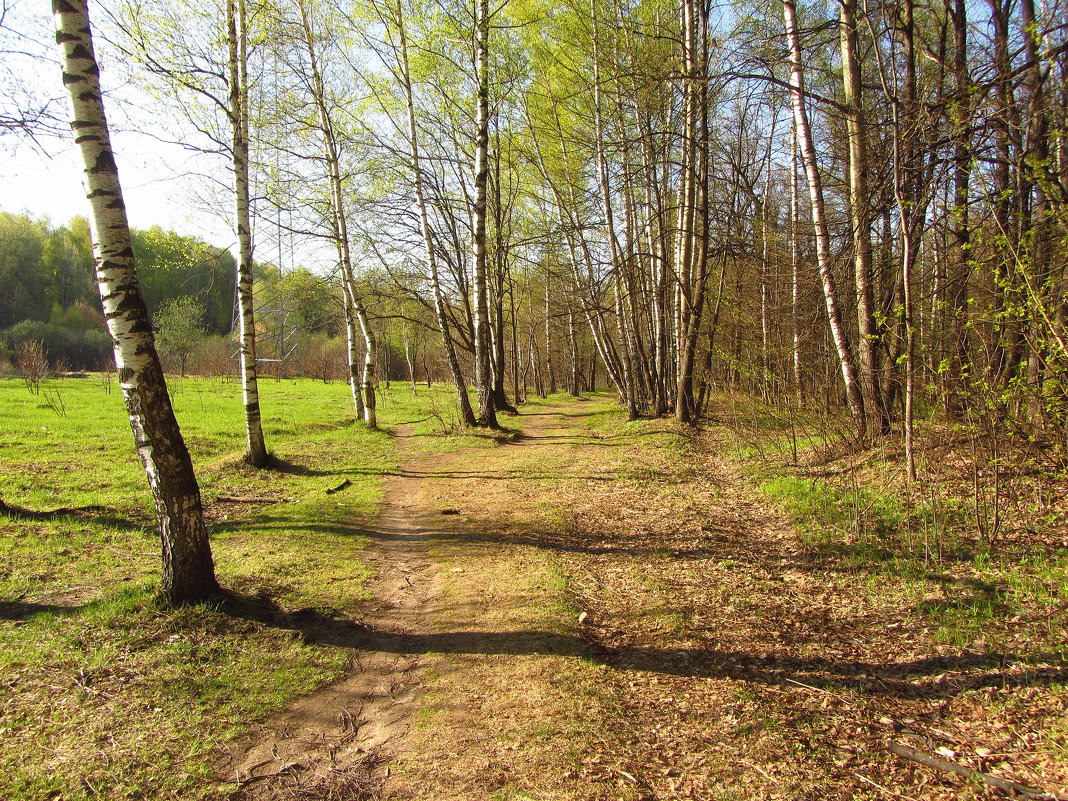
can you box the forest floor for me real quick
[227,394,1068,801]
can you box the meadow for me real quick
[0,372,480,799]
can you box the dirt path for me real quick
[221,428,449,799]
[220,399,1068,801]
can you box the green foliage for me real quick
[276,268,343,337]
[131,227,235,336]
[154,296,207,376]
[49,299,104,332]
[0,213,47,326]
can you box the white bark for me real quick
[783,0,866,431]
[227,0,269,466]
[395,3,477,427]
[472,0,497,428]
[55,0,217,603]
[297,0,377,428]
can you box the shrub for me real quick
[1,320,110,372]
[15,339,48,393]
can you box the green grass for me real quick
[759,475,910,544]
[0,373,490,799]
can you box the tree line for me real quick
[0,210,356,373]
[98,0,1066,445]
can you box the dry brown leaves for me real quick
[553,419,1068,801]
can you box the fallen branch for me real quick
[325,479,352,495]
[215,495,291,504]
[889,742,1068,800]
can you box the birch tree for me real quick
[386,0,478,427]
[472,0,498,427]
[783,0,866,432]
[116,0,270,465]
[292,0,378,427]
[54,0,218,603]
[227,0,270,464]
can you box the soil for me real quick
[219,399,1068,801]
[220,433,446,799]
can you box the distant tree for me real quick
[1,318,110,371]
[50,299,105,332]
[277,268,342,336]
[131,227,236,335]
[42,218,95,310]
[154,297,207,376]
[0,212,49,328]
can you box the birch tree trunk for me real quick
[54,0,218,604]
[590,0,639,420]
[839,0,886,438]
[297,0,376,427]
[395,5,477,427]
[472,0,498,428]
[227,0,269,466]
[568,306,580,396]
[790,118,803,406]
[944,0,971,418]
[674,0,710,423]
[544,273,556,393]
[343,300,366,420]
[783,0,866,431]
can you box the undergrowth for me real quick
[717,392,1068,657]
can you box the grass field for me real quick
[0,372,487,800]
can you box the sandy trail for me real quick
[221,428,448,798]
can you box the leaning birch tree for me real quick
[386,0,478,427]
[783,0,866,433]
[54,0,219,604]
[293,0,377,427]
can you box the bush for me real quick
[188,335,235,377]
[15,340,47,393]
[0,320,110,372]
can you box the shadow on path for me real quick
[220,596,1068,702]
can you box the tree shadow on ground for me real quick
[0,502,150,532]
[218,594,1068,702]
[0,600,89,620]
[267,457,334,477]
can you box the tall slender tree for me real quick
[391,0,478,427]
[472,0,499,428]
[783,0,866,432]
[54,0,218,604]
[227,0,270,465]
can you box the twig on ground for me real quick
[736,759,780,784]
[854,772,921,801]
[889,741,1068,800]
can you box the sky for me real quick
[0,126,236,247]
[0,0,236,249]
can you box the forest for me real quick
[0,0,1066,798]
